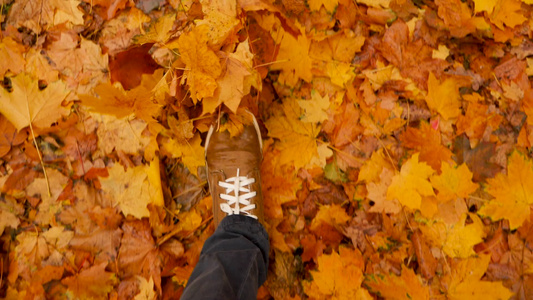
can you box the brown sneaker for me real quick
[205,112,264,228]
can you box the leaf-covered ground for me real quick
[1,0,533,299]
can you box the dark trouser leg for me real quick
[181,215,270,300]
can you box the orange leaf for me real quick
[366,266,430,300]
[62,262,118,299]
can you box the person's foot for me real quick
[205,112,264,228]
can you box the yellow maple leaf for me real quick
[387,153,435,210]
[196,0,240,47]
[426,72,461,120]
[0,37,25,76]
[99,161,164,219]
[79,81,161,123]
[265,100,320,170]
[134,14,175,45]
[358,148,394,183]
[490,0,527,29]
[298,90,330,123]
[270,28,313,86]
[478,151,533,229]
[366,266,430,300]
[203,40,260,114]
[367,168,402,214]
[96,116,151,156]
[161,133,205,176]
[420,213,485,258]
[446,254,514,299]
[7,0,84,33]
[0,73,70,131]
[177,25,222,101]
[473,0,498,13]
[134,276,157,300]
[304,247,371,300]
[310,204,350,230]
[308,0,339,12]
[356,0,391,8]
[430,162,478,202]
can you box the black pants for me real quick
[181,215,270,300]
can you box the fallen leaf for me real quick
[62,262,118,299]
[365,266,430,300]
[99,161,163,219]
[0,73,71,131]
[177,25,222,101]
[445,254,513,300]
[387,153,435,210]
[430,162,478,202]
[298,90,330,123]
[265,100,320,170]
[304,247,371,299]
[0,37,25,76]
[479,151,533,229]
[425,72,461,120]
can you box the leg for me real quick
[181,215,269,300]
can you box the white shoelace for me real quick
[218,169,258,219]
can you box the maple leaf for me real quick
[265,100,321,170]
[420,213,485,258]
[79,81,161,123]
[425,72,461,120]
[478,151,533,230]
[387,153,435,210]
[456,101,503,143]
[0,37,25,76]
[46,36,109,94]
[358,148,394,183]
[269,26,313,86]
[62,262,118,299]
[308,0,339,12]
[400,121,453,171]
[25,48,60,83]
[434,0,476,37]
[473,0,498,13]
[298,90,330,123]
[0,73,71,131]
[203,39,261,114]
[0,116,27,157]
[195,0,240,47]
[7,0,84,33]
[365,266,430,300]
[490,0,527,29]
[430,162,478,202]
[261,143,302,219]
[82,0,129,19]
[310,204,350,230]
[304,247,371,299]
[367,168,402,214]
[118,220,164,292]
[134,13,175,45]
[445,254,514,299]
[134,276,157,300]
[99,160,164,219]
[26,169,69,225]
[0,208,20,236]
[177,25,222,101]
[161,133,205,176]
[95,116,151,156]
